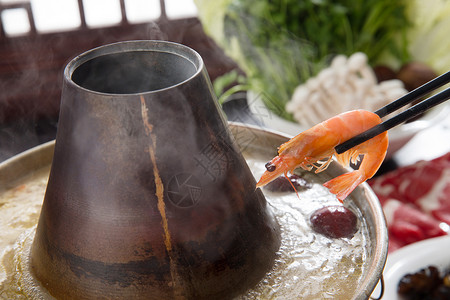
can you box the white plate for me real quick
[371,235,450,299]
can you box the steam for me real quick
[0,13,195,162]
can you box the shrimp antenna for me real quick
[284,172,300,199]
[335,70,450,154]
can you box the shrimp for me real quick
[256,110,388,202]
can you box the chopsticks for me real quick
[335,70,450,154]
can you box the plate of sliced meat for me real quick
[369,152,450,252]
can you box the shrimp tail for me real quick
[323,170,365,203]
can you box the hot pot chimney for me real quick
[30,40,280,299]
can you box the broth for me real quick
[0,153,370,299]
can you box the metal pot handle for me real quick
[370,275,385,300]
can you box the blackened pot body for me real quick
[30,40,280,299]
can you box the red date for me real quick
[310,205,358,239]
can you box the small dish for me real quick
[371,235,450,299]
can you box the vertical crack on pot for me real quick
[140,96,185,299]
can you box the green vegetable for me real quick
[406,0,450,75]
[195,0,411,119]
[212,69,249,105]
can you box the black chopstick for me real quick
[335,74,450,155]
[375,70,450,118]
